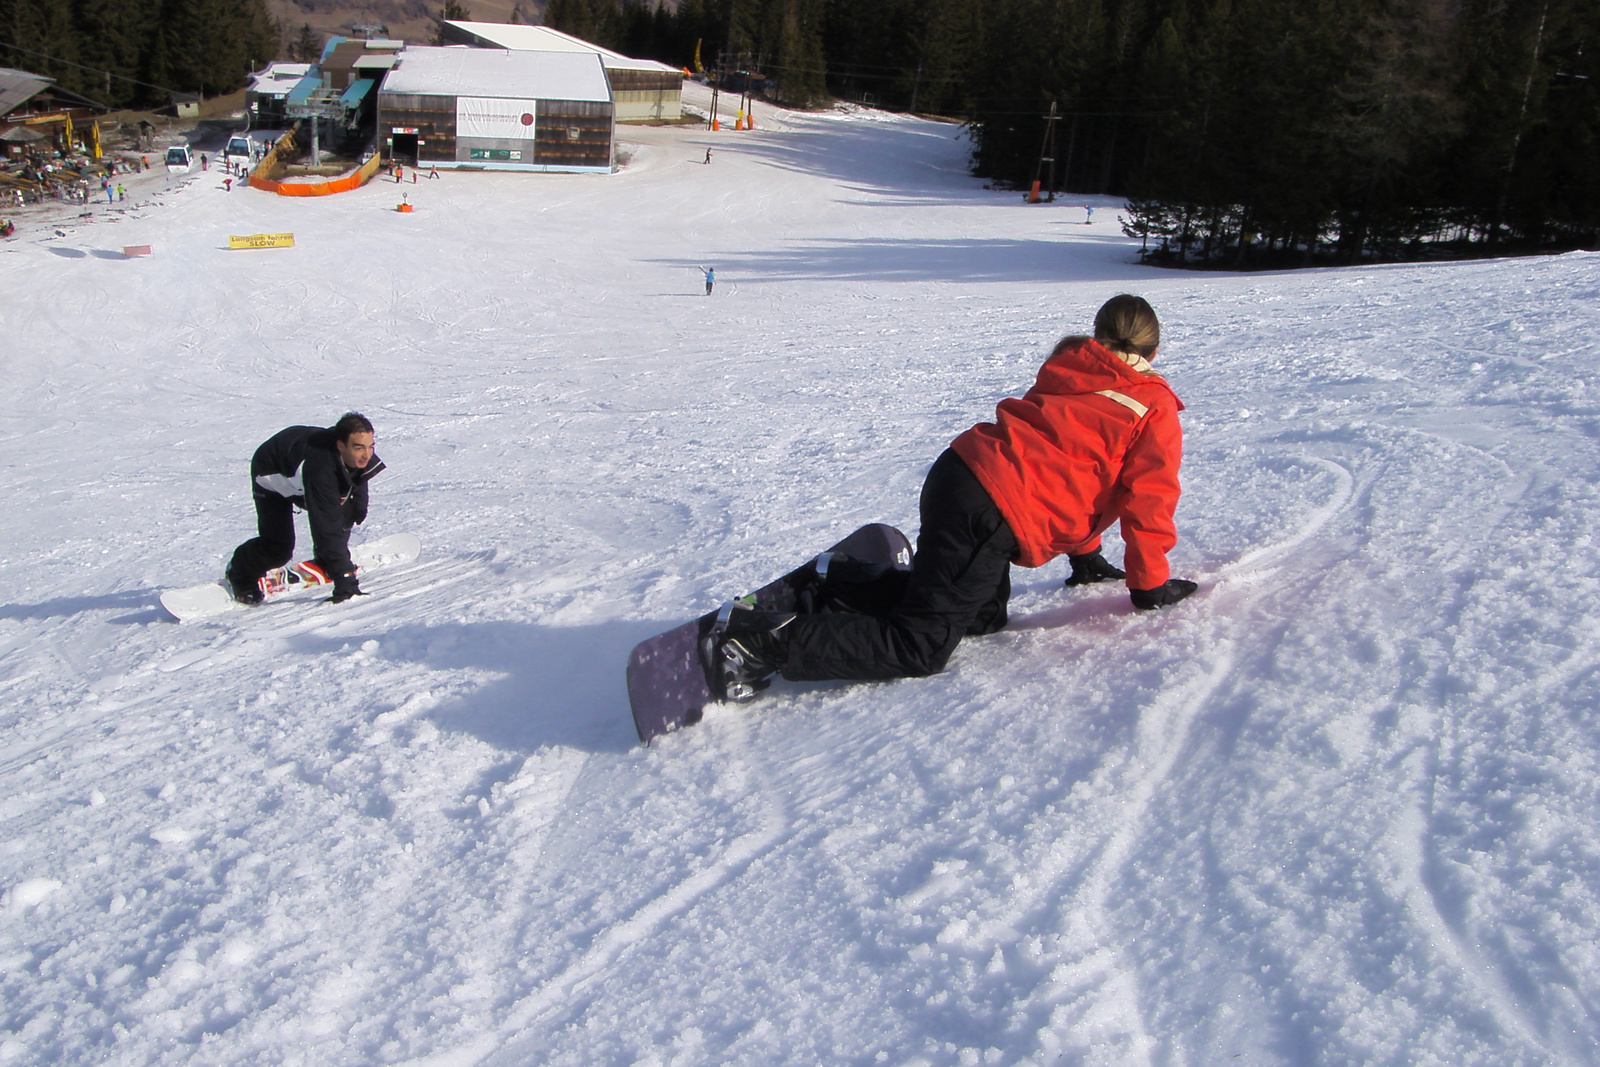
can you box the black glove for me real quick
[1130,579,1197,610]
[329,573,366,604]
[1063,550,1126,587]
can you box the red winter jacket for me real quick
[951,337,1185,590]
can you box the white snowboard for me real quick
[160,533,422,622]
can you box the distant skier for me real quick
[705,294,1196,699]
[226,413,386,605]
[1085,204,1094,225]
[703,266,714,295]
[201,154,208,171]
[704,147,713,164]
[223,177,232,192]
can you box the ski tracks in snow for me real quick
[1014,650,1239,1065]
[982,453,1357,1062]
[410,715,793,1067]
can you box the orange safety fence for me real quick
[249,124,383,197]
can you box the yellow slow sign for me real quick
[228,233,295,249]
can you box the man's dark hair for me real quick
[332,411,374,442]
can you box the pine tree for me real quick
[765,0,826,105]
[0,0,80,94]
[291,23,321,63]
[544,0,621,48]
[434,0,472,46]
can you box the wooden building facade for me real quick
[377,47,614,173]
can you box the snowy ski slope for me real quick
[2,84,1599,1065]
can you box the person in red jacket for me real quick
[708,294,1196,699]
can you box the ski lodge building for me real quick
[376,46,614,173]
[439,21,684,123]
[0,67,108,158]
[245,63,314,128]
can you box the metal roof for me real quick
[338,79,375,108]
[284,76,324,109]
[442,22,682,74]
[0,67,53,117]
[380,47,611,103]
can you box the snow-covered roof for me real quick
[247,63,314,99]
[443,21,682,74]
[381,46,611,103]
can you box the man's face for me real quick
[337,431,375,470]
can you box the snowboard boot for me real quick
[792,551,906,615]
[704,605,796,702]
[226,567,264,605]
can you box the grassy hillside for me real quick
[274,0,540,46]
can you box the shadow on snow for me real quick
[287,618,664,756]
[653,235,1152,286]
[0,588,167,624]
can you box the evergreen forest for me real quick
[3,0,1593,265]
[0,0,279,110]
[556,0,1600,265]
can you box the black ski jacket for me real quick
[250,425,385,576]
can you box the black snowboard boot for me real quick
[226,567,264,605]
[792,551,908,616]
[706,606,796,702]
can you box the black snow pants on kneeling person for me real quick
[781,449,1020,681]
[229,491,297,579]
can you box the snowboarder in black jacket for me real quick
[227,412,385,604]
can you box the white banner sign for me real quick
[456,97,538,140]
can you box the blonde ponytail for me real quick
[1092,294,1160,358]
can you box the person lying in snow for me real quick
[226,413,386,605]
[707,293,1196,699]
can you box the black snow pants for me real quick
[781,449,1019,681]
[228,491,297,580]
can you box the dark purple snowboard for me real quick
[627,523,913,745]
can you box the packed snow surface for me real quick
[3,86,1599,1065]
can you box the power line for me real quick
[0,37,186,102]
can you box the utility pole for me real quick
[1493,0,1550,244]
[1062,113,1078,192]
[1029,101,1060,203]
[739,53,750,128]
[1044,102,1060,200]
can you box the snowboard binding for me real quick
[700,602,796,703]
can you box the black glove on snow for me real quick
[1130,578,1197,610]
[1063,551,1126,587]
[329,573,366,604]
